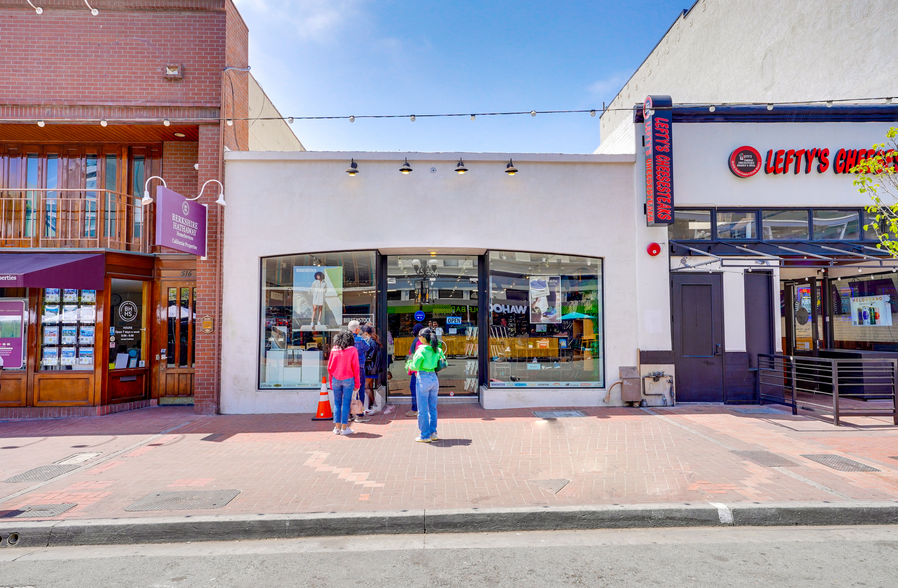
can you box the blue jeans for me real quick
[332,377,354,425]
[416,371,439,439]
[409,372,418,411]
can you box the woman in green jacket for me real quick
[405,327,445,442]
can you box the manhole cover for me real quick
[801,454,880,472]
[2,503,76,518]
[732,450,799,467]
[729,407,784,414]
[529,479,571,494]
[125,490,240,512]
[533,410,585,419]
[3,464,80,483]
[55,452,102,465]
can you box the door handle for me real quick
[714,344,721,356]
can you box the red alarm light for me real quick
[647,242,662,257]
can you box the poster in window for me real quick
[61,346,77,366]
[63,289,79,303]
[43,304,60,324]
[43,325,59,345]
[45,289,61,303]
[0,300,26,369]
[62,305,79,323]
[293,266,343,331]
[529,276,562,324]
[61,326,77,345]
[79,325,95,345]
[850,295,893,326]
[78,348,94,366]
[42,346,59,366]
[79,305,96,323]
[81,290,97,304]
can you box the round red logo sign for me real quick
[729,146,762,178]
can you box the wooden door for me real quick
[157,281,196,402]
[672,273,725,402]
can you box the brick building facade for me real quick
[0,0,288,417]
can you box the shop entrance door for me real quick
[384,255,480,398]
[784,278,819,355]
[157,282,196,403]
[672,273,724,402]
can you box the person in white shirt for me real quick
[310,271,327,327]
[431,320,444,337]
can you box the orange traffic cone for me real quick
[312,376,333,421]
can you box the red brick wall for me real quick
[162,141,199,196]
[193,124,222,414]
[0,1,227,111]
[223,0,250,150]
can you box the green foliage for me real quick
[854,127,898,256]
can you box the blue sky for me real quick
[234,0,691,153]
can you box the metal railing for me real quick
[0,188,152,252]
[758,353,898,425]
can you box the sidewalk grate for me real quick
[125,490,240,512]
[732,450,799,467]
[529,479,571,494]
[533,410,585,419]
[729,407,785,414]
[801,454,880,472]
[2,503,76,518]
[55,452,102,465]
[3,464,80,483]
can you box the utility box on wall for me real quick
[619,366,642,403]
[641,364,675,406]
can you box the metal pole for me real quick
[892,359,898,426]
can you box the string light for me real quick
[100,119,107,127]
[37,120,45,127]
[163,119,171,126]
[14,96,896,128]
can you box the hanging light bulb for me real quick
[470,114,476,121]
[226,119,234,126]
[163,119,171,126]
[346,158,359,176]
[530,110,537,117]
[455,158,468,174]
[349,115,355,122]
[505,159,518,175]
[410,115,416,122]
[709,105,716,112]
[826,101,833,108]
[886,97,893,104]
[287,117,294,124]
[589,110,596,117]
[100,119,108,127]
[37,120,45,127]
[400,158,413,174]
[766,103,774,111]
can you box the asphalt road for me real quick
[1,525,896,587]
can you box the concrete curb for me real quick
[1,502,897,547]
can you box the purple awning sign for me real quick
[0,299,26,369]
[155,186,208,256]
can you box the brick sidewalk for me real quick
[1,404,896,521]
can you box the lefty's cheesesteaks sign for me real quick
[643,95,674,226]
[728,145,897,178]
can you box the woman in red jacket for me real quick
[327,330,361,436]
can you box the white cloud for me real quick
[587,72,631,102]
[234,0,372,43]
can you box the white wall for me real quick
[596,0,898,153]
[221,151,636,413]
[248,75,305,152]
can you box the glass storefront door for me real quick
[785,278,818,355]
[385,255,480,397]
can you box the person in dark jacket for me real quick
[361,324,382,413]
[347,320,369,422]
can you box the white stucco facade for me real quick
[596,0,898,154]
[220,151,645,414]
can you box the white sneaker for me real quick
[341,428,354,435]
[333,426,340,435]
[415,436,431,443]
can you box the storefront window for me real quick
[830,272,898,352]
[260,251,377,389]
[488,251,603,388]
[717,210,758,239]
[668,209,711,240]
[0,290,27,370]
[813,210,859,240]
[40,288,96,371]
[762,210,810,240]
[110,279,146,369]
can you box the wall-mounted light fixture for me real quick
[142,177,226,207]
[505,159,518,175]
[142,176,168,206]
[84,0,98,15]
[346,158,359,176]
[27,1,42,14]
[455,159,468,174]
[400,158,413,174]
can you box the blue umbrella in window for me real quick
[561,311,592,320]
